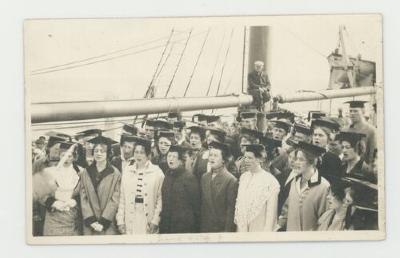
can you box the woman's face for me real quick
[243,151,258,172]
[292,151,312,175]
[167,151,181,169]
[272,127,287,141]
[208,148,224,169]
[342,141,358,162]
[93,144,108,162]
[343,188,354,207]
[158,137,172,155]
[121,141,135,159]
[59,149,74,166]
[312,127,329,148]
[134,145,149,166]
[189,133,202,149]
[240,137,251,154]
[206,134,219,145]
[48,143,61,161]
[327,190,343,210]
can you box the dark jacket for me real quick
[192,148,209,183]
[159,166,201,234]
[247,70,271,91]
[200,167,238,232]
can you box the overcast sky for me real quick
[25,14,381,129]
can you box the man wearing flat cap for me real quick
[247,60,271,111]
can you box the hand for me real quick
[147,223,158,234]
[65,199,77,208]
[118,224,126,234]
[91,222,103,232]
[52,200,67,211]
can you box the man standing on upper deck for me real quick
[344,100,377,164]
[247,60,271,111]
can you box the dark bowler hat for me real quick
[311,118,340,132]
[293,123,312,136]
[295,141,326,158]
[120,135,142,145]
[240,128,264,140]
[243,144,265,158]
[208,141,230,158]
[132,136,152,150]
[335,131,366,146]
[345,100,368,108]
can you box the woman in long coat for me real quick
[151,131,175,174]
[159,145,201,233]
[278,141,330,231]
[80,136,121,235]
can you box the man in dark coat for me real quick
[247,60,271,111]
[200,141,238,232]
[159,145,201,233]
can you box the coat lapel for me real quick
[82,170,102,218]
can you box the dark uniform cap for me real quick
[266,111,295,123]
[260,137,282,151]
[87,135,118,146]
[293,123,312,136]
[335,131,366,146]
[59,142,75,150]
[307,111,326,122]
[146,119,173,130]
[311,118,340,132]
[122,124,138,135]
[272,120,292,132]
[168,144,190,155]
[206,127,227,142]
[173,121,186,129]
[167,112,182,119]
[243,144,265,158]
[206,115,221,124]
[188,126,206,139]
[236,110,261,122]
[46,131,72,148]
[295,141,326,158]
[120,135,142,144]
[74,129,102,140]
[345,100,368,108]
[192,113,208,123]
[132,136,152,150]
[208,141,230,157]
[240,128,264,140]
[157,130,175,140]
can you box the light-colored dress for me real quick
[234,169,280,232]
[43,165,80,236]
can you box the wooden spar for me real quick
[31,94,253,124]
[274,86,376,104]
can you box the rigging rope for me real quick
[164,28,193,98]
[183,28,210,97]
[215,28,234,96]
[205,30,227,97]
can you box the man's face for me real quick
[349,107,364,124]
[254,64,263,72]
[189,133,202,149]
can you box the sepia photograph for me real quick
[24,14,384,244]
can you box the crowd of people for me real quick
[30,97,379,236]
